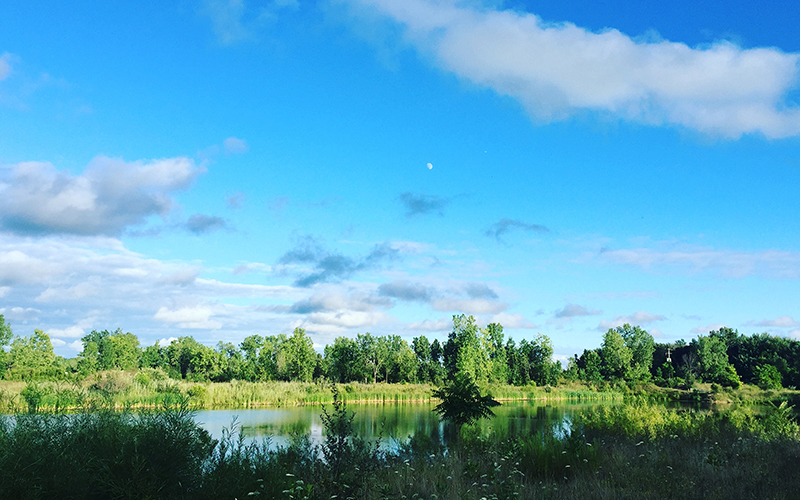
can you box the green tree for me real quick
[7,329,56,380]
[325,336,359,383]
[0,315,13,378]
[601,328,632,381]
[618,324,655,381]
[695,334,741,388]
[754,364,782,390]
[279,328,316,382]
[432,372,500,438]
[141,341,168,370]
[356,333,387,383]
[446,314,485,383]
[481,323,509,384]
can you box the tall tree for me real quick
[7,329,56,380]
[0,315,13,378]
[600,328,632,381]
[617,324,655,381]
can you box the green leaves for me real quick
[432,372,500,431]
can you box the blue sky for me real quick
[1,0,799,361]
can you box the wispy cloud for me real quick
[378,280,434,302]
[341,0,800,138]
[597,245,800,279]
[223,136,249,154]
[399,192,449,217]
[485,218,549,242]
[200,0,299,45]
[0,53,12,81]
[555,303,601,318]
[745,316,800,328]
[690,323,727,334]
[0,156,203,236]
[186,214,229,234]
[598,311,666,330]
[278,236,400,287]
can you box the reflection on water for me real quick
[194,401,616,450]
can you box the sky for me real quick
[1,0,799,362]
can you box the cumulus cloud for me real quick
[0,306,40,322]
[463,282,498,300]
[485,218,549,242]
[598,311,666,330]
[47,314,98,339]
[598,245,800,279]
[378,280,434,302]
[408,317,452,331]
[278,236,400,287]
[489,312,537,329]
[186,214,229,234]
[0,156,202,236]
[746,316,800,328]
[223,136,249,154]
[555,303,600,318]
[154,305,223,329]
[398,192,449,217]
[340,0,800,138]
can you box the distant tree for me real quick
[579,349,603,385]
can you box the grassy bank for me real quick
[0,373,628,413]
[2,372,798,414]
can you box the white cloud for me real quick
[201,0,299,45]
[341,0,800,138]
[598,246,800,279]
[555,303,600,318]
[36,278,101,302]
[223,136,249,154]
[431,298,508,315]
[0,287,9,297]
[746,316,800,328]
[0,306,41,322]
[0,53,12,81]
[789,329,800,340]
[47,314,98,339]
[690,323,727,335]
[598,311,666,330]
[154,305,223,330]
[489,312,537,329]
[0,156,203,236]
[408,317,452,331]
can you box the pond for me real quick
[194,400,616,449]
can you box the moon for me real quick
[427,162,433,170]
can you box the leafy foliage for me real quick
[432,372,500,434]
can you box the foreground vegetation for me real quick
[2,395,799,500]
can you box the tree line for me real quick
[1,313,798,390]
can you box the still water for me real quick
[195,401,613,449]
